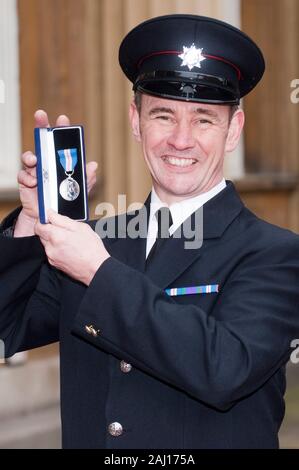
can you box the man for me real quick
[1,14,299,449]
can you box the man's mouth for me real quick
[161,156,198,168]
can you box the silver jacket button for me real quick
[108,422,123,437]
[120,360,132,373]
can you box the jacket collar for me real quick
[101,181,244,288]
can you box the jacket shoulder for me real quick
[242,207,299,242]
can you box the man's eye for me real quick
[198,119,212,124]
[156,115,172,121]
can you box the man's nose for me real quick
[167,122,196,150]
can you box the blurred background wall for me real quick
[0,0,298,448]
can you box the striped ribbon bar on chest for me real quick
[165,284,219,296]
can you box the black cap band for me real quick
[134,70,240,104]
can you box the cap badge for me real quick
[178,44,206,71]
[180,83,197,99]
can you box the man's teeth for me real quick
[163,156,197,167]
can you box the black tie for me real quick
[146,207,173,268]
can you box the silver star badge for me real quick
[178,44,206,71]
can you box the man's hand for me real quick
[14,110,98,237]
[35,210,110,286]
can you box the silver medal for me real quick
[59,177,80,201]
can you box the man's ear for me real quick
[129,101,141,142]
[225,108,245,153]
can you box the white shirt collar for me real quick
[146,179,226,257]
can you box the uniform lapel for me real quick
[101,195,151,273]
[101,182,244,289]
[143,182,244,288]
[109,224,147,272]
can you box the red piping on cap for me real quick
[137,51,181,69]
[137,50,242,81]
[203,54,242,80]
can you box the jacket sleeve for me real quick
[0,209,60,356]
[72,237,299,410]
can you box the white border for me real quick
[0,0,21,192]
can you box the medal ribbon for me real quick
[165,284,219,296]
[58,148,78,173]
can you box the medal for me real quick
[59,177,80,201]
[58,148,80,201]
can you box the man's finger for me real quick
[47,209,77,231]
[21,151,37,169]
[86,161,98,176]
[34,221,51,240]
[35,219,71,246]
[86,161,98,192]
[87,178,96,193]
[34,109,50,128]
[38,235,47,248]
[56,115,71,127]
[18,169,37,188]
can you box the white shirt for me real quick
[146,179,227,258]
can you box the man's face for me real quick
[130,94,244,203]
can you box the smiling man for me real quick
[1,14,299,449]
[130,94,243,203]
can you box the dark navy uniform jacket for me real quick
[1,182,299,449]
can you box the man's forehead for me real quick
[142,94,228,116]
